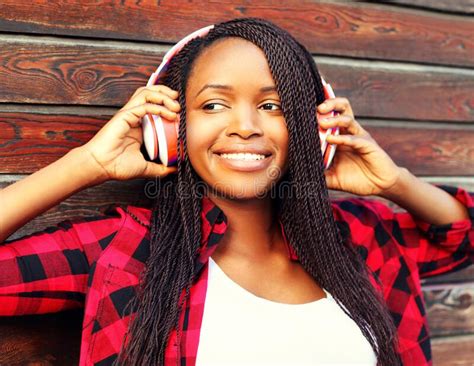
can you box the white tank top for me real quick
[195,256,377,366]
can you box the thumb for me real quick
[142,162,177,178]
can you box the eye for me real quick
[203,103,226,111]
[261,103,281,111]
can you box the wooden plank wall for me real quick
[0,1,473,364]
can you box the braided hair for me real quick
[115,18,402,365]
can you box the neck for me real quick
[206,192,284,261]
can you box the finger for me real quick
[118,103,178,128]
[122,88,181,112]
[325,134,373,152]
[142,162,178,178]
[317,97,354,117]
[319,115,367,136]
[130,86,145,99]
[130,85,179,100]
[143,90,181,112]
[147,84,179,99]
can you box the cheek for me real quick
[186,123,199,155]
[186,123,202,161]
[185,118,214,172]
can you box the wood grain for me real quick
[363,124,474,176]
[318,60,474,123]
[0,177,153,242]
[424,284,474,337]
[1,39,474,122]
[379,0,474,14]
[0,1,472,67]
[422,266,474,285]
[0,310,82,365]
[432,334,474,365]
[0,39,157,107]
[1,111,473,175]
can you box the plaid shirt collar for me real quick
[194,196,299,279]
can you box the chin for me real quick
[207,179,275,200]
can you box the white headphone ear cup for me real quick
[155,116,170,166]
[317,110,336,157]
[325,127,339,169]
[318,80,338,170]
[319,127,329,154]
[142,114,158,161]
[140,25,213,165]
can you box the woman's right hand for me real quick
[80,85,181,182]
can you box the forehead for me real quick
[186,37,276,90]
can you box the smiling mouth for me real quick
[215,152,271,161]
[213,152,273,172]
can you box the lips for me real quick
[212,145,272,157]
[214,153,272,172]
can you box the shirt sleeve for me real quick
[331,185,474,279]
[0,205,126,316]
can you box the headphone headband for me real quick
[147,25,215,87]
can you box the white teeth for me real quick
[219,153,267,161]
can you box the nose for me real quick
[225,105,263,139]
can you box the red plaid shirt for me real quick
[1,185,473,366]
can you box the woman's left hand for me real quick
[318,97,402,196]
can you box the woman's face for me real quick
[185,37,289,199]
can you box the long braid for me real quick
[116,17,402,365]
[292,35,400,358]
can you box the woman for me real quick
[0,18,472,366]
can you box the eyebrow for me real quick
[195,84,278,98]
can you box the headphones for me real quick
[142,24,339,169]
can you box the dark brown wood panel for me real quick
[432,334,474,365]
[422,266,474,285]
[329,179,474,216]
[0,40,157,107]
[1,40,474,121]
[0,112,106,173]
[320,61,474,122]
[0,1,473,67]
[379,0,474,14]
[1,112,473,175]
[0,178,153,242]
[424,284,474,337]
[0,310,82,365]
[364,124,474,175]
